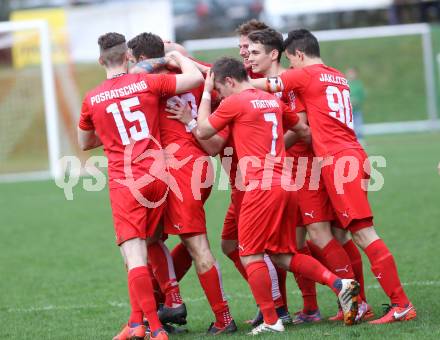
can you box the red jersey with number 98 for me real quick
[79,73,177,188]
[208,88,299,186]
[159,80,207,158]
[278,64,361,157]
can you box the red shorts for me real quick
[110,180,167,245]
[293,155,335,226]
[221,188,245,240]
[238,186,297,256]
[163,157,212,235]
[321,148,374,231]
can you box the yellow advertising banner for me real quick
[11,8,69,68]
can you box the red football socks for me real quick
[364,239,409,307]
[197,263,232,328]
[148,241,183,307]
[171,242,193,282]
[320,238,355,279]
[294,246,319,312]
[245,261,279,325]
[290,254,340,295]
[343,239,367,301]
[307,240,324,263]
[128,266,162,332]
[226,248,247,280]
[127,276,143,326]
[148,263,164,306]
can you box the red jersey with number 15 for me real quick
[79,73,177,188]
[208,89,299,186]
[278,64,361,157]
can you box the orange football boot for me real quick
[113,324,146,340]
[369,303,416,324]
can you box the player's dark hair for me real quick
[98,32,127,67]
[283,29,320,58]
[127,32,164,61]
[212,57,248,83]
[248,28,284,62]
[235,19,269,36]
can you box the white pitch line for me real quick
[5,280,439,313]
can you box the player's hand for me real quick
[204,69,215,93]
[166,100,193,125]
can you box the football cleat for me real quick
[337,279,360,326]
[163,323,188,334]
[206,319,238,336]
[355,301,375,322]
[292,309,322,325]
[112,324,146,340]
[150,328,168,340]
[245,308,263,327]
[157,303,187,325]
[248,319,284,335]
[245,306,291,327]
[369,303,416,324]
[277,306,293,325]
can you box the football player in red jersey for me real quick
[221,20,293,325]
[252,29,416,324]
[147,24,292,325]
[127,33,237,335]
[247,28,374,323]
[193,57,361,334]
[77,32,204,340]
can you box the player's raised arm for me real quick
[167,51,204,94]
[249,77,268,91]
[194,70,219,139]
[250,75,285,93]
[129,57,169,74]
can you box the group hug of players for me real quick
[77,19,416,340]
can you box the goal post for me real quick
[0,19,61,181]
[184,23,439,135]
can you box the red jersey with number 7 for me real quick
[79,73,177,188]
[278,64,362,157]
[208,88,299,186]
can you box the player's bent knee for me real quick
[352,226,379,249]
[120,238,148,270]
[240,253,264,267]
[306,223,333,249]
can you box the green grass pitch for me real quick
[1,132,440,339]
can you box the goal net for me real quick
[184,23,440,135]
[0,19,82,182]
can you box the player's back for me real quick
[212,89,291,186]
[81,73,176,187]
[280,64,361,157]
